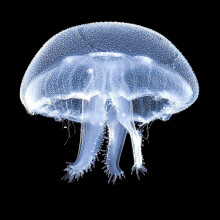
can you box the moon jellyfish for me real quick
[20,22,199,183]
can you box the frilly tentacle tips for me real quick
[104,101,127,184]
[62,96,147,183]
[62,97,105,182]
[131,165,147,180]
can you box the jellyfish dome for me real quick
[20,22,199,183]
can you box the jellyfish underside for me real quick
[24,51,191,183]
[51,52,182,184]
[62,95,147,183]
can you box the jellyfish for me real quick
[20,22,199,183]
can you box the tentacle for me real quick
[62,96,105,182]
[112,97,147,179]
[104,104,126,184]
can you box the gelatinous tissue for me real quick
[20,22,199,183]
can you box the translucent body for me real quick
[20,22,199,183]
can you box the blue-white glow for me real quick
[20,22,199,184]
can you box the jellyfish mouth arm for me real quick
[62,96,105,182]
[112,97,147,179]
[104,105,127,184]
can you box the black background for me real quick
[7,1,212,217]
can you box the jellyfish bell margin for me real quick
[20,22,199,184]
